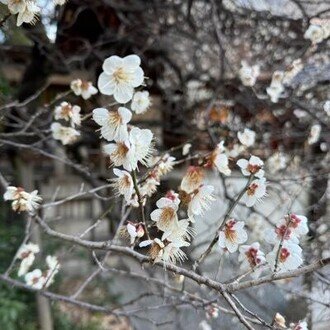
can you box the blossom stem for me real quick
[131,170,150,240]
[194,175,254,270]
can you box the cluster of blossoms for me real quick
[93,55,172,211]
[0,0,66,27]
[265,214,308,272]
[214,149,308,276]
[139,191,193,264]
[16,243,60,289]
[51,79,98,145]
[4,186,42,213]
[216,154,265,259]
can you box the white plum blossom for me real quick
[266,241,303,272]
[131,91,151,114]
[51,122,80,145]
[104,127,153,171]
[128,127,153,168]
[182,143,192,156]
[323,100,330,116]
[164,190,180,206]
[162,219,194,242]
[205,304,219,319]
[274,313,287,329]
[18,1,40,27]
[243,177,267,207]
[266,71,285,103]
[127,194,139,208]
[92,107,132,142]
[304,24,328,44]
[237,155,264,178]
[46,255,60,272]
[7,0,40,27]
[237,128,256,147]
[4,186,42,213]
[239,61,260,87]
[140,177,159,197]
[139,237,189,264]
[111,168,134,202]
[126,222,145,244]
[180,166,204,194]
[218,219,248,253]
[238,242,266,278]
[156,154,176,177]
[70,79,98,100]
[290,321,308,330]
[150,197,179,233]
[17,242,40,276]
[161,239,190,264]
[17,242,40,257]
[6,0,25,14]
[98,55,144,103]
[103,140,134,170]
[209,142,231,176]
[308,124,321,145]
[54,102,81,127]
[44,255,60,287]
[187,185,215,221]
[214,153,231,176]
[25,269,46,289]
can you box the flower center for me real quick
[113,67,129,84]
[224,220,237,242]
[81,80,89,90]
[279,248,290,262]
[119,175,131,190]
[186,167,204,187]
[247,164,261,174]
[245,248,261,267]
[288,214,301,228]
[108,111,122,126]
[113,142,129,160]
[160,207,176,225]
[275,225,292,240]
[149,243,163,260]
[61,104,72,117]
[20,251,31,259]
[247,183,258,196]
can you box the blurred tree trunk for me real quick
[18,161,54,330]
[14,21,54,328]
